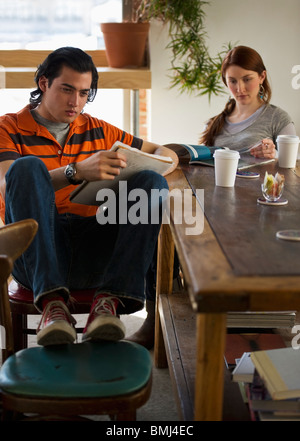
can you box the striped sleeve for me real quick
[0,116,22,162]
[83,117,143,151]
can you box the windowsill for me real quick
[2,67,151,90]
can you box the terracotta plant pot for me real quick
[101,22,150,68]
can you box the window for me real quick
[0,0,124,128]
[0,0,122,49]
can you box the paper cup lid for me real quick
[276,135,299,143]
[213,149,240,159]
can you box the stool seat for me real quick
[0,341,151,398]
[0,340,152,418]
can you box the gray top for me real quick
[213,104,295,151]
[31,109,70,147]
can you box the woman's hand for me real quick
[250,138,276,159]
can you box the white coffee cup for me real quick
[276,135,299,168]
[213,149,240,187]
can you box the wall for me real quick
[149,0,300,145]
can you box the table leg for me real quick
[194,312,227,421]
[154,224,175,369]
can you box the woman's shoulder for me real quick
[264,104,292,119]
[261,104,294,135]
[260,104,293,126]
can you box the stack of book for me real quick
[232,347,300,420]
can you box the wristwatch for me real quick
[64,163,83,185]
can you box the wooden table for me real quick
[154,160,300,421]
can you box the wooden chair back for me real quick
[0,219,38,361]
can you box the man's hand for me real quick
[51,141,178,191]
[75,150,127,182]
[50,150,127,191]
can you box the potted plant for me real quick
[100,1,151,68]
[101,0,232,98]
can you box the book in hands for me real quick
[70,141,174,206]
[179,143,275,170]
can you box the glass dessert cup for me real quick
[261,183,284,202]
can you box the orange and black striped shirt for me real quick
[0,105,142,221]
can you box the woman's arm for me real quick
[278,122,297,136]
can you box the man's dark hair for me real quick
[30,47,99,106]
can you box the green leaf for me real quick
[138,0,237,97]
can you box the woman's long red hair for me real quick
[199,46,271,146]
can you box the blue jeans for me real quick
[5,157,168,313]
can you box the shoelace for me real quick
[93,295,125,317]
[94,296,118,316]
[37,301,76,331]
[47,303,69,321]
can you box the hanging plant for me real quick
[125,0,233,99]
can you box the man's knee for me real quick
[6,156,50,185]
[130,170,169,192]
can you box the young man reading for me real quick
[0,47,178,346]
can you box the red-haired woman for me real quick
[199,46,296,158]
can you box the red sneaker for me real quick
[82,294,125,342]
[37,300,77,346]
